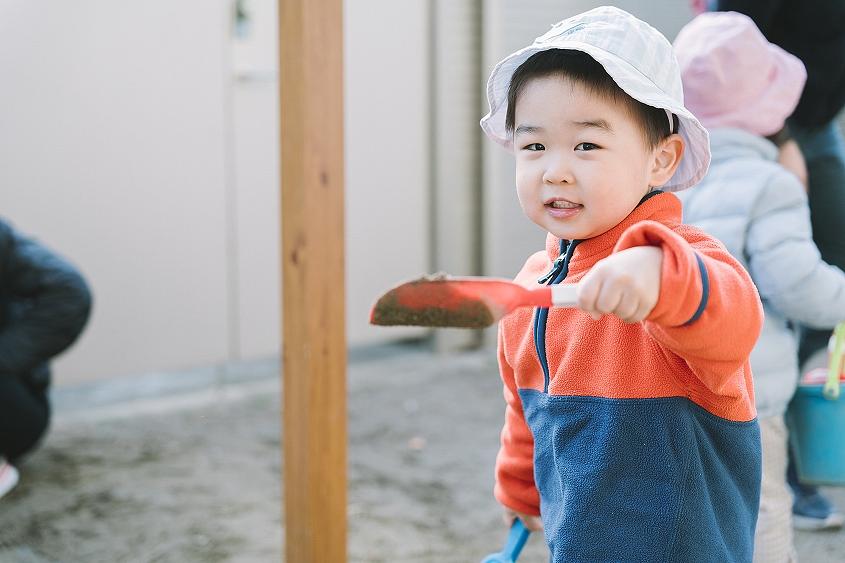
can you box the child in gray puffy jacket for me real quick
[675,12,845,563]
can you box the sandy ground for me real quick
[0,342,843,562]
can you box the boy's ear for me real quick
[649,134,684,187]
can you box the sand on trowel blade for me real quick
[370,274,508,329]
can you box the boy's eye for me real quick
[523,143,545,151]
[575,142,599,151]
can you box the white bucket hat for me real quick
[480,6,710,192]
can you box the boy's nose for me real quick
[542,156,574,185]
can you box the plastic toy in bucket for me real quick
[786,322,845,485]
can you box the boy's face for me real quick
[513,75,669,241]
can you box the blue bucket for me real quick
[786,383,845,486]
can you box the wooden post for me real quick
[279,0,346,561]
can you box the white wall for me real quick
[230,0,281,360]
[0,1,232,383]
[230,79,281,360]
[0,0,431,384]
[430,0,484,351]
[345,0,430,345]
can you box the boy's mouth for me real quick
[544,197,583,219]
[544,198,582,209]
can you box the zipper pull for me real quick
[537,254,565,284]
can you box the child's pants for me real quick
[0,373,50,462]
[754,416,797,563]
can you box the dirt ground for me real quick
[1,342,843,562]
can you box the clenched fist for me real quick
[576,246,663,323]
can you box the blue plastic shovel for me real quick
[481,519,531,563]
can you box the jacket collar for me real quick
[544,191,682,274]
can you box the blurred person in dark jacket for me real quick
[718,0,845,533]
[0,219,91,499]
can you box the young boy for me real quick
[480,7,763,561]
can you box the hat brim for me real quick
[480,41,711,192]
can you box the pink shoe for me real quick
[0,459,19,499]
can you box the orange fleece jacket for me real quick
[495,191,763,516]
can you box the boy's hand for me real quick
[503,507,543,532]
[576,246,663,323]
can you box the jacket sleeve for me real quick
[0,222,92,376]
[746,170,845,328]
[614,220,763,396]
[494,325,540,516]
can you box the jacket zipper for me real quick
[533,239,579,393]
[532,192,661,392]
[537,253,566,284]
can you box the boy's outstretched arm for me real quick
[611,220,764,400]
[494,326,541,526]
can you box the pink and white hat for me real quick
[674,11,807,137]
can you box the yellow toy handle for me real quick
[824,322,845,401]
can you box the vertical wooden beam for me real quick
[279,0,346,561]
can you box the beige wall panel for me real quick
[0,1,232,383]
[345,0,430,345]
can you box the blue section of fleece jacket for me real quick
[518,390,761,562]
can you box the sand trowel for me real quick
[481,518,531,562]
[369,274,579,329]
